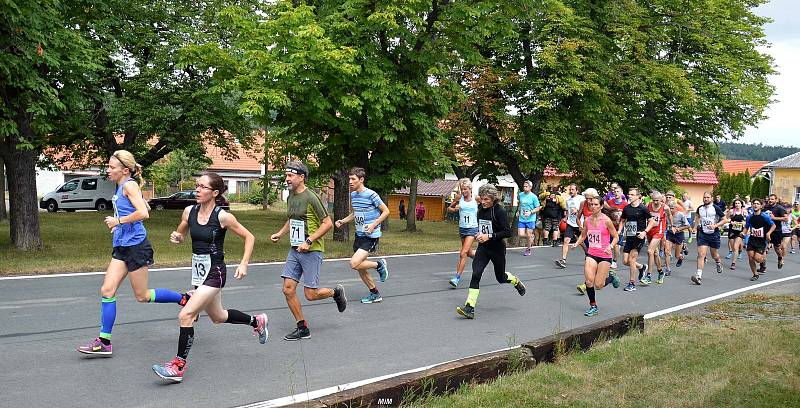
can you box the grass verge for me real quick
[404,294,800,408]
[0,209,462,275]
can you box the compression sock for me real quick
[586,286,596,304]
[99,296,116,345]
[466,288,479,307]
[505,272,519,285]
[225,309,254,326]
[148,288,183,304]
[177,327,194,360]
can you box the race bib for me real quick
[625,221,638,237]
[191,254,211,286]
[523,209,532,218]
[479,219,493,236]
[460,213,477,228]
[782,223,792,234]
[588,230,602,249]
[354,212,366,233]
[289,219,306,246]
[701,219,715,234]
[731,221,744,231]
[751,227,764,238]
[651,214,660,224]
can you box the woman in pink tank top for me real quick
[571,196,620,316]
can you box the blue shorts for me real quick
[281,249,324,289]
[666,231,684,245]
[517,221,536,230]
[459,227,479,238]
[697,231,721,249]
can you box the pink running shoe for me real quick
[253,313,269,344]
[77,338,112,356]
[152,357,186,383]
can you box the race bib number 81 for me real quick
[191,254,211,286]
[479,219,493,236]
[290,219,306,246]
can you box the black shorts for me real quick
[623,236,645,254]
[666,231,684,245]
[769,232,784,247]
[543,217,559,232]
[728,230,744,240]
[198,264,227,288]
[747,239,767,255]
[565,225,581,240]
[794,229,800,238]
[112,239,154,271]
[586,254,612,264]
[353,235,379,253]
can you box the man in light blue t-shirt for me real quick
[516,180,542,256]
[335,167,391,304]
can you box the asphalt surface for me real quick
[1,241,798,407]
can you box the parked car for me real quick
[39,176,116,212]
[148,191,230,210]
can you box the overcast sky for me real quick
[740,0,800,147]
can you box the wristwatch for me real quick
[305,238,313,245]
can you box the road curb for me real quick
[285,314,643,407]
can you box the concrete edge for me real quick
[285,314,644,408]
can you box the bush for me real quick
[242,181,278,206]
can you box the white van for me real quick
[39,175,116,212]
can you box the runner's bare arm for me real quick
[271,220,290,242]
[170,206,192,243]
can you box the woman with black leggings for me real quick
[457,184,527,319]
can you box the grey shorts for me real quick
[281,249,324,289]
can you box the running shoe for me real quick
[611,260,618,270]
[716,262,723,274]
[449,275,461,288]
[584,305,598,317]
[791,249,796,254]
[514,280,527,296]
[523,248,531,256]
[361,292,383,304]
[638,264,649,280]
[688,236,694,244]
[758,263,766,274]
[77,338,112,356]
[152,357,186,383]
[253,313,269,344]
[554,259,566,269]
[333,284,347,312]
[750,274,759,281]
[284,326,311,341]
[624,282,636,292]
[730,262,736,271]
[457,304,475,319]
[676,258,683,268]
[778,258,784,270]
[725,251,733,260]
[377,258,389,282]
[665,268,672,276]
[577,283,587,295]
[738,252,744,259]
[659,250,665,258]
[691,275,702,285]
[179,292,192,307]
[609,272,621,289]
[656,272,665,284]
[641,275,652,285]
[552,240,558,247]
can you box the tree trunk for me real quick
[0,156,7,221]
[2,126,43,250]
[332,168,350,241]
[406,178,418,232]
[261,174,270,210]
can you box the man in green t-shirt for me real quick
[271,160,347,341]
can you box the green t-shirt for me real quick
[287,188,328,252]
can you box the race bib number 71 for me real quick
[290,219,306,246]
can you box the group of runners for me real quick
[76,151,799,383]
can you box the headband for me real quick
[285,166,307,176]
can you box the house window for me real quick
[237,180,252,195]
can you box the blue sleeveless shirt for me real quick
[112,179,147,247]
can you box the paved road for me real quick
[1,242,798,407]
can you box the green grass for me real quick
[0,208,463,275]
[404,295,800,408]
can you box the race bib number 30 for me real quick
[752,227,764,238]
[479,219,493,236]
[290,219,306,246]
[191,254,211,286]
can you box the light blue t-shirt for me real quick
[112,179,147,247]
[458,196,479,229]
[351,188,385,238]
[518,192,540,223]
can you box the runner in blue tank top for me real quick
[335,167,390,304]
[78,150,187,357]
[516,180,542,257]
[446,178,478,287]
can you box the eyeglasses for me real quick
[196,183,214,191]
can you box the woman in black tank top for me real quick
[152,173,267,383]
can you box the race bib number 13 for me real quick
[290,219,306,246]
[191,254,211,286]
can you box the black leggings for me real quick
[469,246,509,289]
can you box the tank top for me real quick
[458,196,479,229]
[188,205,227,265]
[586,214,612,258]
[647,202,666,236]
[112,179,147,247]
[729,209,746,233]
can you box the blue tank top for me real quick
[112,179,147,247]
[458,196,479,228]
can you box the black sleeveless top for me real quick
[189,205,226,265]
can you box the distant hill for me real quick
[719,142,799,162]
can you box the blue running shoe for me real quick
[725,251,733,260]
[377,258,388,282]
[449,275,461,288]
[624,282,636,292]
[153,357,186,383]
[361,292,383,304]
[584,305,598,317]
[610,272,621,289]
